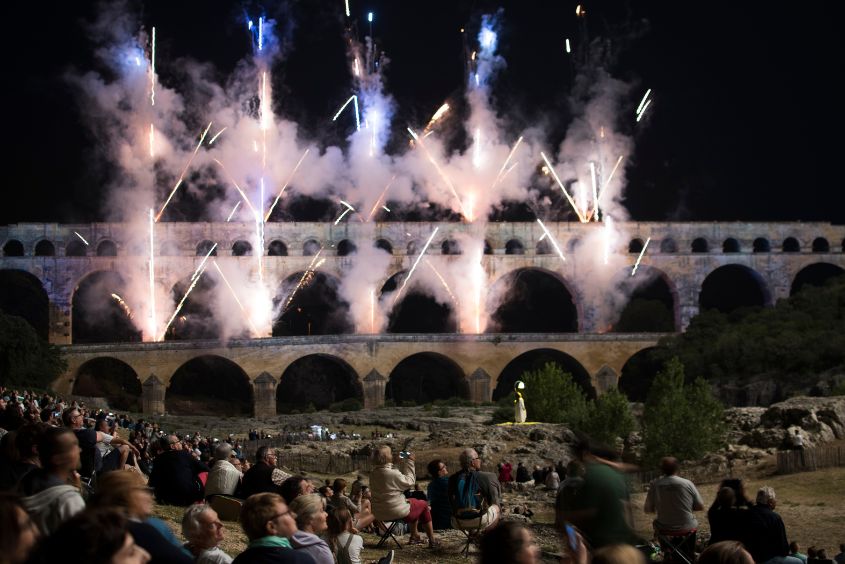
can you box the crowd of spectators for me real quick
[1,386,843,564]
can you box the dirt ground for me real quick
[154,466,845,563]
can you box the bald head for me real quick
[660,457,679,476]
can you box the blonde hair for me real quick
[288,493,324,529]
[90,470,149,518]
[372,445,392,465]
[241,493,285,541]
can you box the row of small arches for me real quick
[3,235,843,258]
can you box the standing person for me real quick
[289,494,333,564]
[514,381,527,424]
[644,457,705,562]
[19,427,85,535]
[232,492,315,564]
[426,459,452,530]
[742,487,803,564]
[148,435,209,506]
[183,504,233,564]
[369,445,438,548]
[498,460,513,484]
[447,448,501,532]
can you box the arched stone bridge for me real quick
[52,333,662,416]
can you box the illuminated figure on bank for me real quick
[514,380,527,424]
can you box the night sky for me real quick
[2,0,843,225]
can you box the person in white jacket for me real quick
[19,427,85,535]
[369,445,438,548]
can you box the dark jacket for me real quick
[707,505,746,544]
[241,462,281,499]
[447,469,501,516]
[149,449,209,506]
[128,521,194,564]
[515,465,531,483]
[742,503,789,563]
[426,476,452,530]
[232,547,316,564]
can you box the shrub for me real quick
[435,406,450,418]
[0,311,66,389]
[521,363,588,426]
[581,388,635,447]
[329,398,363,412]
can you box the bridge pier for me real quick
[49,300,71,345]
[468,368,492,403]
[363,369,387,409]
[141,374,165,415]
[253,372,277,418]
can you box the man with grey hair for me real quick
[206,442,243,498]
[743,486,803,564]
[447,448,501,531]
[182,504,233,564]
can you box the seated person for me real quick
[182,503,234,564]
[149,435,209,506]
[448,448,501,532]
[280,475,316,505]
[62,407,138,477]
[426,459,452,530]
[232,492,314,564]
[240,446,291,499]
[205,442,243,499]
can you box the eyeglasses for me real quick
[268,510,293,522]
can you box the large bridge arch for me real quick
[276,354,362,412]
[610,266,679,332]
[71,270,140,344]
[790,263,845,295]
[0,269,49,339]
[72,357,142,411]
[493,348,594,401]
[386,352,469,404]
[165,270,226,341]
[618,347,663,402]
[380,270,457,333]
[273,270,352,336]
[699,264,771,313]
[486,267,579,333]
[166,355,253,416]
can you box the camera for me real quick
[398,451,411,459]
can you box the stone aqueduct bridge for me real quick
[2,221,844,415]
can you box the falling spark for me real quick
[540,152,587,222]
[344,0,350,17]
[472,128,482,169]
[604,155,624,189]
[332,95,356,121]
[474,73,480,87]
[370,288,376,333]
[589,161,599,222]
[500,161,519,182]
[353,57,360,77]
[368,175,396,221]
[149,124,155,158]
[284,250,324,312]
[636,88,652,115]
[257,178,265,283]
[636,99,652,122]
[111,294,133,319]
[226,201,241,222]
[265,149,310,220]
[192,243,218,283]
[382,205,390,212]
[150,27,156,106]
[334,208,352,225]
[539,232,547,241]
[408,130,469,219]
[258,17,264,51]
[213,261,259,335]
[575,5,584,16]
[74,232,89,246]
[393,227,439,305]
[369,112,378,157]
[425,260,459,304]
[160,264,207,341]
[424,103,450,134]
[536,219,566,263]
[213,159,258,217]
[208,127,227,145]
[491,136,523,189]
[148,209,157,340]
[603,217,613,265]
[471,50,476,61]
[156,122,213,222]
[352,95,361,131]
[565,38,571,53]
[631,237,652,276]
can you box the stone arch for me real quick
[753,238,771,253]
[273,270,352,336]
[337,239,357,256]
[160,240,180,256]
[66,239,87,257]
[782,237,800,253]
[618,347,663,402]
[700,264,771,313]
[276,354,363,412]
[3,239,24,257]
[484,240,494,255]
[34,240,55,257]
[493,348,594,401]
[232,240,253,256]
[71,270,141,344]
[407,240,418,255]
[487,267,579,332]
[611,266,679,332]
[196,240,217,256]
[505,239,525,255]
[303,239,321,256]
[386,352,469,404]
[375,239,393,254]
[722,238,740,253]
[441,239,461,255]
[0,269,49,339]
[790,263,845,295]
[691,238,709,253]
[812,237,830,253]
[268,240,288,256]
[660,238,677,253]
[628,238,644,254]
[380,270,457,333]
[96,240,118,257]
[72,357,142,411]
[535,239,551,255]
[166,355,253,416]
[164,270,228,341]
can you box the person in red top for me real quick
[498,461,513,483]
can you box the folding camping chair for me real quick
[374,519,403,550]
[655,529,696,564]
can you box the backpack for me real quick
[454,471,484,520]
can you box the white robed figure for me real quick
[514,380,527,423]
